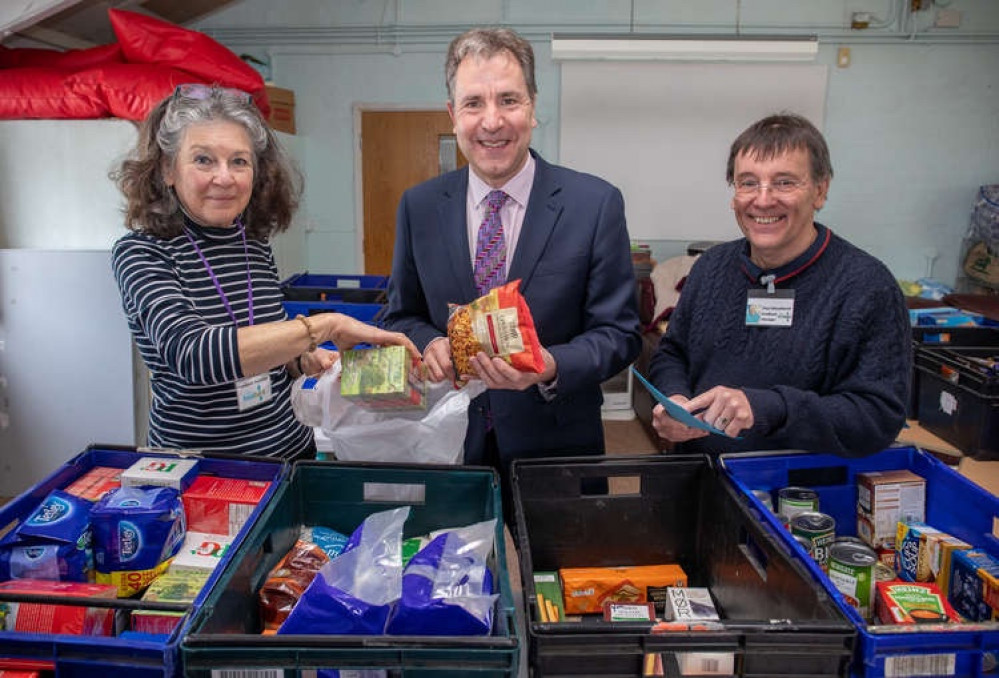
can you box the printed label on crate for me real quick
[884,653,956,677]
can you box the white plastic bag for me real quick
[291,361,485,465]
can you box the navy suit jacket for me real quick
[383,151,641,466]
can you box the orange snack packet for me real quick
[559,564,688,615]
[447,279,545,383]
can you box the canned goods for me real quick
[791,512,836,568]
[751,489,773,512]
[833,536,865,546]
[777,486,819,521]
[792,534,812,552]
[827,540,878,620]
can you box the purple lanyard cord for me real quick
[184,217,255,326]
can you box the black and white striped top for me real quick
[111,220,312,459]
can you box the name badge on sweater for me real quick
[745,289,795,327]
[236,373,272,411]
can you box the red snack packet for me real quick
[447,279,545,383]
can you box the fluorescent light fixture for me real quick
[551,34,819,62]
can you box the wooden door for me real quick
[361,110,466,275]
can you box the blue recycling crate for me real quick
[182,460,520,677]
[721,445,999,678]
[0,445,286,678]
[281,272,388,304]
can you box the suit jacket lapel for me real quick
[509,152,562,293]
[438,169,479,300]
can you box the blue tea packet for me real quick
[91,486,186,573]
[0,530,91,582]
[17,490,92,545]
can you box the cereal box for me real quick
[340,345,426,411]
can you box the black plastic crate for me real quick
[908,326,999,418]
[512,454,854,677]
[916,344,999,459]
[182,461,519,677]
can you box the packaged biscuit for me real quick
[182,476,271,536]
[895,521,943,582]
[447,280,544,385]
[258,533,337,633]
[340,345,427,411]
[559,564,687,615]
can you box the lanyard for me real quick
[184,217,255,326]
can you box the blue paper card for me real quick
[630,367,739,438]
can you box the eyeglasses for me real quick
[173,83,252,104]
[732,178,808,195]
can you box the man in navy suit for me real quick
[384,27,641,506]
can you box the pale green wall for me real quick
[197,0,999,287]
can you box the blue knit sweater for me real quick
[648,224,910,457]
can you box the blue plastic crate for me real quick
[721,446,999,678]
[282,300,384,324]
[0,445,286,678]
[182,460,520,677]
[281,272,388,304]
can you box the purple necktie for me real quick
[473,190,509,296]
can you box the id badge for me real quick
[236,373,272,411]
[745,289,795,327]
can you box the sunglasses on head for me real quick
[173,83,252,104]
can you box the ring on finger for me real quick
[716,417,729,429]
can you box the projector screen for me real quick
[558,61,828,241]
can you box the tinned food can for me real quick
[777,486,819,522]
[751,489,773,512]
[791,512,836,568]
[827,540,878,620]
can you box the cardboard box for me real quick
[168,532,233,573]
[340,345,426,411]
[182,476,271,536]
[265,85,295,135]
[856,470,925,548]
[558,563,687,615]
[121,457,198,491]
[0,580,117,635]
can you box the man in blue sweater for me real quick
[648,113,909,457]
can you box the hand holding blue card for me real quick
[630,367,741,439]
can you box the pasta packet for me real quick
[447,279,544,385]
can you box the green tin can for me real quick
[777,486,819,522]
[827,539,878,620]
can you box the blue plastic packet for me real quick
[385,519,498,636]
[303,525,349,559]
[278,507,408,636]
[90,486,185,596]
[17,489,92,545]
[0,530,91,582]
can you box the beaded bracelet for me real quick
[295,314,318,352]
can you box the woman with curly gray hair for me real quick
[112,84,415,460]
